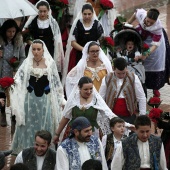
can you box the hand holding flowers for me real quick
[0,77,14,107]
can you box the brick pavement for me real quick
[0,0,170,169]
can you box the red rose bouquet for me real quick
[0,77,14,107]
[149,108,163,123]
[148,97,161,108]
[100,36,115,54]
[8,56,20,72]
[55,0,69,22]
[98,0,114,20]
[142,43,150,56]
[114,16,126,32]
[0,77,14,89]
[148,108,163,134]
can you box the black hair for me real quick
[147,8,160,21]
[110,117,125,128]
[134,115,151,129]
[87,41,100,52]
[78,76,93,88]
[10,163,29,170]
[0,19,20,45]
[37,1,49,10]
[35,130,52,145]
[82,4,93,13]
[82,159,102,170]
[33,39,44,46]
[113,58,127,70]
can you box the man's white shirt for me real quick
[111,140,168,170]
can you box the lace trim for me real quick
[30,67,48,78]
[85,64,106,81]
[74,91,96,109]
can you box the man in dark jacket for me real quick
[14,130,56,170]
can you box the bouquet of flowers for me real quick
[147,97,162,108]
[55,0,69,22]
[0,77,14,89]
[113,16,126,32]
[100,36,115,54]
[148,108,163,124]
[8,56,20,72]
[142,43,150,56]
[148,107,163,134]
[98,0,114,20]
[0,77,14,107]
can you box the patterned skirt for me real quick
[11,92,55,154]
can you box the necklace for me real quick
[34,58,43,66]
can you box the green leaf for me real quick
[101,46,107,54]
[117,16,126,23]
[57,9,63,22]
[98,9,105,20]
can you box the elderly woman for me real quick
[10,39,65,154]
[23,0,64,74]
[65,41,112,98]
[53,76,133,144]
[0,19,26,127]
[62,3,104,84]
[127,8,170,97]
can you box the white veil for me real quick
[10,39,64,126]
[65,41,113,98]
[62,3,101,85]
[63,83,133,136]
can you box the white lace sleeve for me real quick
[65,67,79,98]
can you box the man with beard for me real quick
[56,116,108,170]
[14,130,56,170]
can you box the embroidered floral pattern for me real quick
[61,136,101,170]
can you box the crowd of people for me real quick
[0,0,170,169]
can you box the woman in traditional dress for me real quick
[62,3,104,84]
[73,0,118,36]
[0,19,26,127]
[65,41,112,98]
[53,76,133,144]
[10,39,65,154]
[23,0,64,74]
[127,8,170,96]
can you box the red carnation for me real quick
[148,108,163,123]
[149,97,161,104]
[100,0,114,10]
[9,57,18,64]
[114,18,119,26]
[143,43,149,50]
[104,37,115,46]
[59,0,68,5]
[8,57,20,72]
[0,77,14,89]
